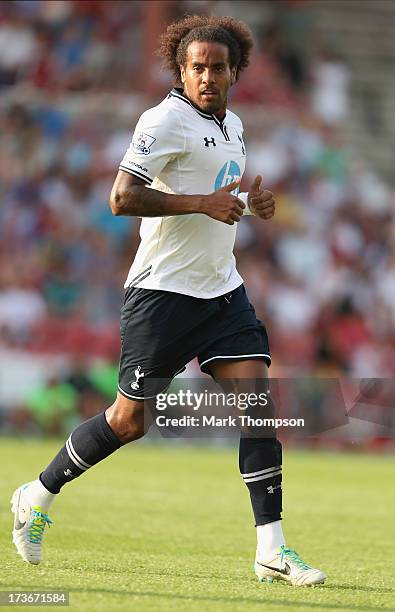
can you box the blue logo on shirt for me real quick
[215,161,241,194]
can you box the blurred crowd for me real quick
[0,0,394,441]
[0,0,144,92]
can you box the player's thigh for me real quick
[119,287,217,400]
[208,359,270,400]
[209,358,269,380]
[197,286,272,377]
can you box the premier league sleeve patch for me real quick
[132,132,156,155]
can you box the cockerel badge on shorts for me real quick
[131,366,145,390]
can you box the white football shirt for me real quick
[119,88,251,299]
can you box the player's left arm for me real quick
[242,175,275,220]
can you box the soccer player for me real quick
[11,15,326,586]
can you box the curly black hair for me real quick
[157,14,254,84]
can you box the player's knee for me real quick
[105,396,149,443]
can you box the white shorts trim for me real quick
[200,353,272,369]
[117,385,157,401]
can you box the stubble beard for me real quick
[182,84,227,117]
[197,93,227,117]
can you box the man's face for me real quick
[180,41,236,118]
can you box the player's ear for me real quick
[180,64,186,84]
[230,66,237,85]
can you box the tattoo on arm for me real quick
[112,180,201,217]
[115,185,167,217]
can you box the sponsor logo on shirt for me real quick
[130,161,149,173]
[132,132,156,155]
[215,160,241,195]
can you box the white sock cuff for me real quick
[25,479,56,513]
[256,520,286,560]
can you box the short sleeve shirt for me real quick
[119,88,247,298]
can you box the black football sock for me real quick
[239,436,282,526]
[40,412,123,494]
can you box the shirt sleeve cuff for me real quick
[119,164,153,185]
[239,191,255,216]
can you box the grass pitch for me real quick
[1,438,394,612]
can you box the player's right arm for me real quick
[110,171,245,225]
[109,106,244,225]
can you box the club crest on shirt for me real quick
[132,132,156,155]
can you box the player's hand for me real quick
[248,175,275,220]
[203,179,245,225]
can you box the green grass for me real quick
[1,439,394,612]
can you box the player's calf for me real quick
[105,393,152,443]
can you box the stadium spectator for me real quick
[310,48,350,126]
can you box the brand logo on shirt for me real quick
[215,161,241,195]
[204,137,216,147]
[132,132,156,155]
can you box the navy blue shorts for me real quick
[118,284,271,400]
